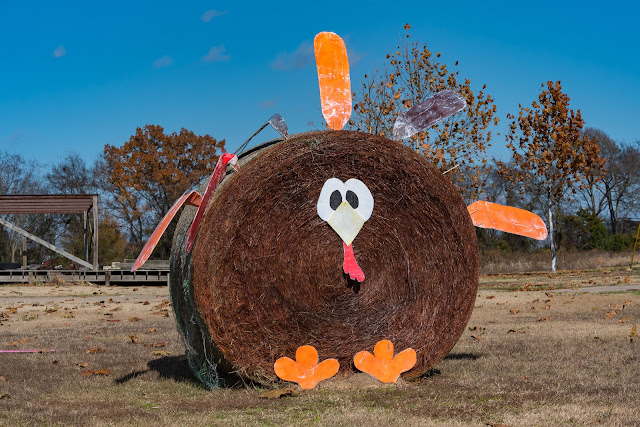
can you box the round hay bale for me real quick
[170,130,478,387]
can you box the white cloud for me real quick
[347,48,364,67]
[153,55,174,68]
[53,45,66,58]
[201,9,227,22]
[6,130,24,144]
[259,99,277,109]
[271,41,314,70]
[202,45,230,62]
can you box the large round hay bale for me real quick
[170,130,478,387]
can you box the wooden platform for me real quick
[0,269,169,285]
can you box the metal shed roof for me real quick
[0,194,97,214]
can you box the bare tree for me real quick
[0,151,43,263]
[46,153,98,195]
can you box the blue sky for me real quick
[1,0,638,167]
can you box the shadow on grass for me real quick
[147,355,198,383]
[114,370,149,384]
[113,355,199,386]
[444,353,480,360]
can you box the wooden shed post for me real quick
[22,236,27,267]
[83,210,89,262]
[92,195,99,271]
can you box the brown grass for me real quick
[480,249,635,274]
[1,273,639,426]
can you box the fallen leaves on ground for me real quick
[85,347,106,354]
[0,376,6,382]
[520,283,533,291]
[537,317,550,322]
[77,363,89,368]
[144,328,158,333]
[509,309,519,315]
[258,388,300,399]
[152,351,171,356]
[508,329,525,334]
[81,369,110,376]
[0,393,9,400]
[6,338,30,346]
[143,342,165,348]
[128,317,142,322]
[604,311,617,319]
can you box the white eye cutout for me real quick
[317,178,374,222]
[344,179,374,221]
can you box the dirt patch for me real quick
[1,277,639,425]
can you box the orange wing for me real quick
[314,32,351,130]
[468,200,548,240]
[131,190,202,272]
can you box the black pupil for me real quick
[329,190,342,210]
[346,190,359,209]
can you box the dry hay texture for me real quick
[170,130,478,388]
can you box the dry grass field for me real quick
[479,249,636,274]
[1,267,639,426]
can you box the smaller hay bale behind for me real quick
[170,130,478,387]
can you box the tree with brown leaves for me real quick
[350,24,498,198]
[499,81,605,272]
[102,125,225,258]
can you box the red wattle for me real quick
[343,242,365,282]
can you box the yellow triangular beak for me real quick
[327,201,365,246]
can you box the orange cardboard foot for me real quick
[354,340,416,383]
[274,345,339,390]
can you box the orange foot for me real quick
[274,345,339,390]
[354,340,416,383]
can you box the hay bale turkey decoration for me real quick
[132,32,547,389]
